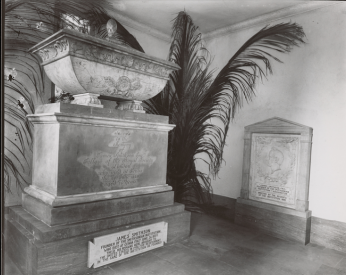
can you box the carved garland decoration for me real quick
[38,37,172,79]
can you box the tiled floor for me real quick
[4,213,346,275]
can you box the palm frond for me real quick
[145,12,305,210]
[4,155,30,193]
[146,12,219,207]
[210,22,306,118]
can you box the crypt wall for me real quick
[203,2,346,223]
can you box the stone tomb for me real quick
[5,103,190,275]
[235,117,313,244]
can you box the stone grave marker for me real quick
[235,117,313,244]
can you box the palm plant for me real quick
[145,12,305,210]
[4,0,144,193]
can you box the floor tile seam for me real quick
[268,244,345,265]
[178,240,230,256]
[264,255,323,272]
[265,250,313,265]
[215,253,253,270]
[165,267,194,275]
[238,247,323,270]
[154,243,238,270]
[147,250,179,266]
[190,233,253,250]
[106,254,143,271]
[90,266,113,275]
[105,258,178,275]
[229,233,268,247]
[203,254,241,269]
[266,246,302,256]
[236,248,275,258]
[334,257,346,269]
[229,242,277,257]
[235,230,263,240]
[176,259,243,275]
[179,241,240,261]
[317,264,346,275]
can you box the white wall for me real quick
[125,25,170,60]
[205,3,346,223]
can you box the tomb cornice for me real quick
[27,112,176,132]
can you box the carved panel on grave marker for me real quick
[44,122,171,196]
[249,133,300,208]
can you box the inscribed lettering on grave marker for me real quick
[249,134,300,208]
[77,129,157,189]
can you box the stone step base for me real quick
[22,191,174,226]
[235,198,311,244]
[5,203,190,275]
[9,203,184,242]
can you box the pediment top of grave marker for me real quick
[245,117,313,133]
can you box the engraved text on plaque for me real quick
[88,222,168,268]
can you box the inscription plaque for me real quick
[77,128,158,190]
[88,222,168,268]
[73,129,162,190]
[249,133,300,208]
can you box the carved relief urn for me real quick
[29,28,180,112]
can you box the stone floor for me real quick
[4,212,346,275]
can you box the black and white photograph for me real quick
[2,1,346,274]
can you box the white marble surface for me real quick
[88,222,168,268]
[240,117,313,212]
[26,103,175,207]
[29,29,180,103]
[249,133,300,208]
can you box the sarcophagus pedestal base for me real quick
[5,103,190,274]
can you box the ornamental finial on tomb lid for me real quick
[106,19,118,39]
